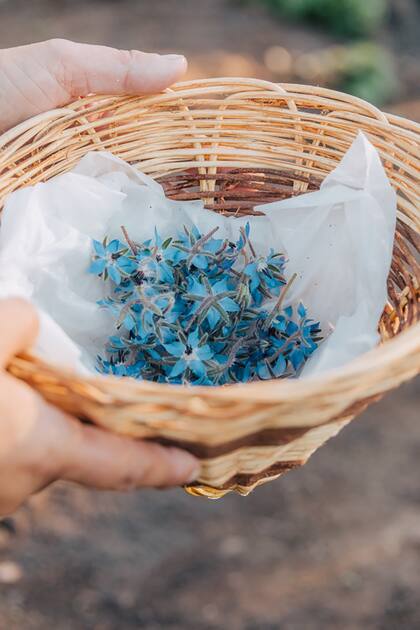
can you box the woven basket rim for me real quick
[2,79,420,147]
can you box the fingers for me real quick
[0,39,187,132]
[0,376,69,516]
[0,296,198,495]
[47,39,187,97]
[60,416,200,490]
[0,298,38,368]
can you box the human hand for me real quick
[0,39,187,132]
[0,299,199,516]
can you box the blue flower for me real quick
[186,276,239,328]
[92,224,322,385]
[255,353,287,380]
[89,239,135,285]
[266,250,287,277]
[164,329,213,380]
[119,297,162,336]
[236,222,250,251]
[244,254,286,305]
[146,229,181,283]
[173,226,223,270]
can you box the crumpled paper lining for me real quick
[0,132,396,379]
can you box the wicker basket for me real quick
[0,78,418,498]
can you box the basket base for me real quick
[185,460,301,498]
[184,416,357,498]
[184,475,281,499]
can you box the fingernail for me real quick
[170,448,200,483]
[186,462,201,484]
[164,54,186,61]
[162,54,187,68]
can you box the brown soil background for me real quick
[0,1,419,628]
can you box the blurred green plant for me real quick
[335,42,397,104]
[292,42,398,105]
[264,0,388,37]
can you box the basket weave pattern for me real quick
[0,79,418,498]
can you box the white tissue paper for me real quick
[0,132,396,379]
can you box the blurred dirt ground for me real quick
[1,380,419,630]
[0,1,419,628]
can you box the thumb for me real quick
[46,39,188,97]
[0,298,38,368]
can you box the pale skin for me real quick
[0,40,200,517]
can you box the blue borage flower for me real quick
[172,225,225,270]
[244,251,287,306]
[186,275,239,328]
[89,239,136,285]
[89,223,322,385]
[164,329,213,380]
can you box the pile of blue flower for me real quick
[88,224,322,385]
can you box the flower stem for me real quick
[264,272,297,331]
[121,225,138,255]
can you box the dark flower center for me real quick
[133,271,145,285]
